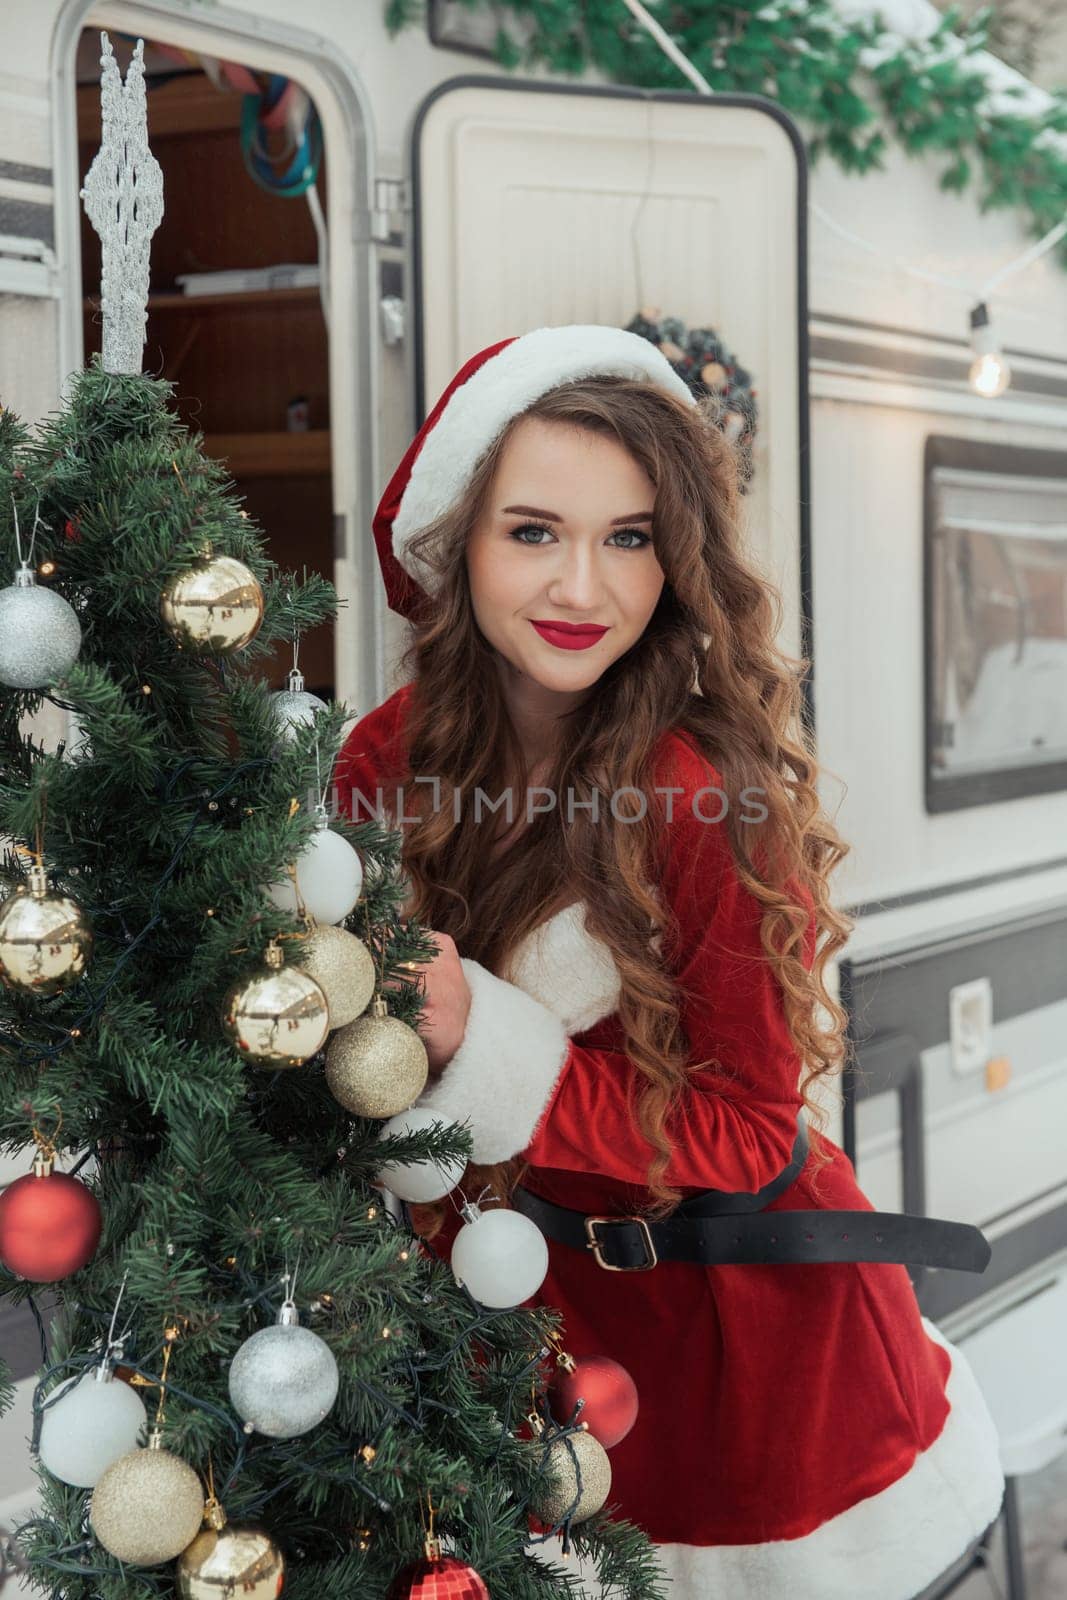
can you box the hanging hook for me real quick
[30,489,46,556]
[104,1268,132,1363]
[9,492,33,570]
[313,733,330,816]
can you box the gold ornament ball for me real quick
[176,1502,284,1600]
[324,999,428,1117]
[298,923,376,1030]
[222,940,329,1068]
[0,863,93,997]
[531,1428,613,1526]
[160,551,264,655]
[89,1443,206,1566]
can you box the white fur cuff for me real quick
[412,956,571,1163]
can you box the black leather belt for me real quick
[511,1119,992,1274]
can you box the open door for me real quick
[407,74,810,718]
[75,30,336,700]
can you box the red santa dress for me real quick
[332,681,1005,1600]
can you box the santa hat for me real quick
[372,324,698,619]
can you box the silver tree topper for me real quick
[80,32,164,376]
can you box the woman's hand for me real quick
[383,930,471,1077]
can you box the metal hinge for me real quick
[0,234,60,298]
[368,177,411,244]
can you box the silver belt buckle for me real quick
[584,1213,658,1271]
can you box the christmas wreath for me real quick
[625,309,759,492]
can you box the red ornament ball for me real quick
[0,1169,102,1281]
[548,1353,639,1448]
[386,1555,489,1600]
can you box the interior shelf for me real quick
[201,430,331,478]
[77,73,241,140]
[77,52,335,692]
[83,287,321,314]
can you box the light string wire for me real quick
[4,519,581,1568]
[15,1216,582,1574]
[0,757,275,1071]
[0,759,582,1533]
[617,0,1067,318]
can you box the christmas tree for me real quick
[0,31,666,1600]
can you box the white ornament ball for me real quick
[451,1204,549,1308]
[38,1368,148,1487]
[0,569,82,690]
[267,826,363,925]
[228,1314,339,1438]
[375,1106,468,1202]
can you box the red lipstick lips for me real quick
[529,619,609,651]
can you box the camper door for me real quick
[403,74,810,708]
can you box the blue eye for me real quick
[509,522,652,549]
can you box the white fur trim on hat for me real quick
[392,324,697,587]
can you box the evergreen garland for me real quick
[386,0,1067,270]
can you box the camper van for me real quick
[2,2,1066,1593]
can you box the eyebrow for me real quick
[501,504,654,525]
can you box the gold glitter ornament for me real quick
[176,1494,284,1599]
[297,922,376,1030]
[0,861,93,996]
[160,546,264,655]
[89,1432,205,1566]
[527,1414,612,1526]
[324,996,428,1117]
[222,938,329,1068]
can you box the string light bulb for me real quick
[968,301,1011,398]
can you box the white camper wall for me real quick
[0,12,61,429]
[810,138,1067,363]
[807,143,1067,915]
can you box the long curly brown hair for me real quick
[388,373,855,1239]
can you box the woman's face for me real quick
[466,417,665,705]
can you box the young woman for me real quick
[332,325,1005,1600]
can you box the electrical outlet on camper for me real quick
[949,977,993,1076]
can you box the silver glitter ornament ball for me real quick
[228,1305,339,1438]
[0,567,82,690]
[269,668,328,743]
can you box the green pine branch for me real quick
[386,0,1067,271]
